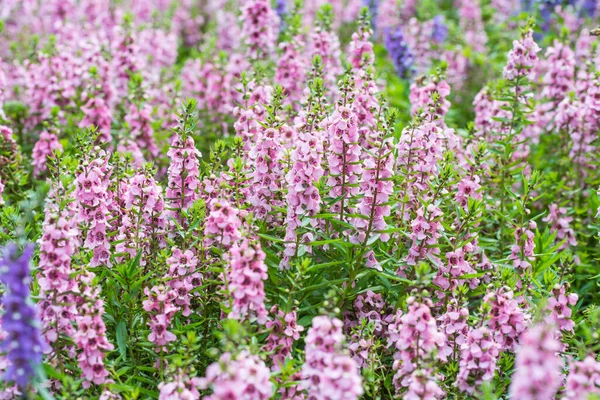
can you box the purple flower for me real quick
[384,27,414,79]
[275,0,287,23]
[0,243,46,389]
[431,15,448,44]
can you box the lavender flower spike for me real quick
[0,243,46,390]
[384,27,415,79]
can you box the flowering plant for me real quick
[0,1,600,399]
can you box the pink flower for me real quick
[302,316,363,399]
[158,372,202,400]
[241,0,279,60]
[275,37,307,107]
[509,323,564,400]
[457,327,500,394]
[483,287,530,351]
[225,238,269,324]
[143,285,179,350]
[74,271,114,387]
[37,183,79,357]
[387,297,448,391]
[199,351,273,400]
[503,27,540,81]
[166,134,202,225]
[546,283,578,334]
[75,151,112,268]
[564,356,600,400]
[264,306,304,369]
[32,130,62,176]
[204,200,242,250]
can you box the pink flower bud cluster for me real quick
[508,323,564,400]
[509,221,536,271]
[455,176,482,210]
[404,369,445,400]
[540,41,575,102]
[234,84,273,153]
[265,306,304,369]
[74,271,114,388]
[302,316,363,399]
[308,27,342,96]
[276,38,308,107]
[32,131,62,176]
[543,204,577,249]
[409,78,451,123]
[241,0,279,60]
[37,185,79,353]
[167,247,201,317]
[326,102,363,216]
[166,134,201,222]
[438,301,469,353]
[345,291,393,367]
[116,172,166,264]
[347,26,373,71]
[75,152,112,268]
[396,123,444,218]
[405,204,443,267]
[472,87,511,138]
[353,138,394,250]
[387,297,448,391]
[434,248,478,291]
[546,284,578,333]
[503,28,541,81]
[181,59,237,118]
[199,351,273,400]
[225,238,269,324]
[484,287,530,351]
[124,103,158,159]
[457,327,500,394]
[204,200,243,250]
[142,285,179,350]
[564,356,600,400]
[248,125,286,220]
[158,372,202,400]
[456,0,487,53]
[282,127,324,267]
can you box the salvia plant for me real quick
[1,1,600,399]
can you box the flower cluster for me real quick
[484,288,530,351]
[503,27,541,81]
[508,323,564,400]
[1,1,600,399]
[226,238,269,324]
[265,306,304,368]
[74,271,114,387]
[0,244,46,390]
[32,131,62,176]
[302,316,364,399]
[387,297,447,392]
[199,351,273,400]
[457,327,500,394]
[143,285,179,350]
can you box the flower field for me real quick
[1,0,600,399]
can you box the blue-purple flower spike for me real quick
[432,15,449,44]
[0,243,46,390]
[384,27,415,79]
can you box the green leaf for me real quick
[116,321,128,360]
